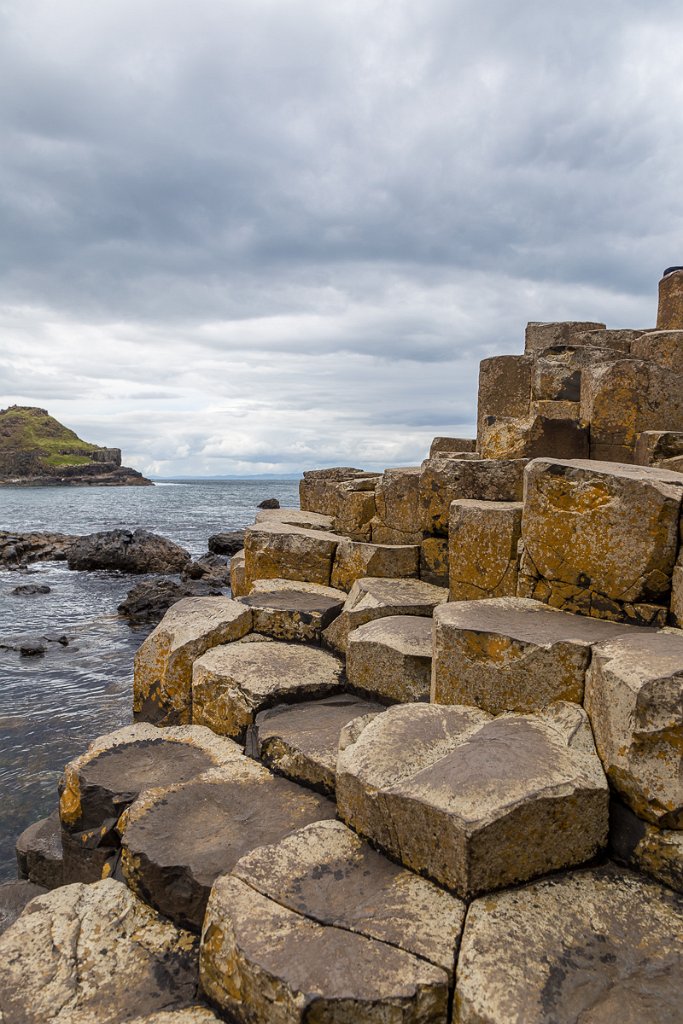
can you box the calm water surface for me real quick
[0,479,300,880]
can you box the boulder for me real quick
[257,497,280,509]
[346,615,433,703]
[15,810,63,889]
[246,694,385,794]
[192,638,345,740]
[200,874,449,1024]
[0,879,199,1022]
[336,702,608,898]
[133,596,252,726]
[419,456,526,535]
[229,818,466,980]
[429,436,476,456]
[244,521,343,588]
[331,539,419,591]
[0,529,75,567]
[657,268,683,329]
[419,536,449,587]
[229,549,247,597]
[373,467,423,541]
[610,797,683,894]
[584,631,683,827]
[11,583,51,595]
[67,528,191,573]
[118,579,224,626]
[519,458,683,623]
[0,880,46,936]
[455,864,683,1024]
[432,598,641,714]
[237,581,345,642]
[449,499,522,601]
[58,723,242,883]
[120,759,336,930]
[181,553,230,586]
[207,529,245,555]
[524,320,607,353]
[323,576,448,653]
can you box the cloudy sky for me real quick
[1,0,682,476]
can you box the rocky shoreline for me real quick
[1,273,682,1023]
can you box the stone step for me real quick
[58,723,242,883]
[455,864,683,1024]
[336,701,608,899]
[0,879,200,1022]
[585,630,683,828]
[323,576,448,653]
[432,596,647,714]
[0,879,46,936]
[15,810,63,890]
[237,579,345,642]
[346,615,433,703]
[200,818,464,1022]
[201,879,449,1024]
[331,539,419,591]
[120,757,336,931]
[448,499,522,601]
[243,521,344,590]
[254,507,335,531]
[246,694,384,794]
[191,637,345,741]
[134,596,253,726]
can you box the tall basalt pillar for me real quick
[657,267,683,329]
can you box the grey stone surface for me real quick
[323,576,448,653]
[15,810,63,889]
[346,614,433,703]
[0,879,46,936]
[238,584,344,642]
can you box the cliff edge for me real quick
[0,406,152,486]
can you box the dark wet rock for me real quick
[0,633,71,655]
[118,579,223,626]
[207,530,245,556]
[11,583,51,595]
[0,530,75,567]
[121,758,336,930]
[18,638,48,656]
[257,497,280,509]
[247,693,384,794]
[181,553,230,586]
[15,810,64,889]
[67,528,191,574]
[0,879,199,1022]
[455,864,683,1024]
[0,879,46,936]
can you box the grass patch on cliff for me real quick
[0,406,100,471]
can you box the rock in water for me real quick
[207,530,245,555]
[257,497,280,509]
[67,528,191,573]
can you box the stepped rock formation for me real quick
[4,271,683,1023]
[0,405,152,485]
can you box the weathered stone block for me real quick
[585,632,683,828]
[455,864,683,1024]
[419,456,526,535]
[299,468,378,518]
[636,430,683,469]
[432,597,640,714]
[229,549,247,597]
[255,507,335,531]
[449,499,522,601]
[322,576,448,653]
[429,436,476,456]
[336,701,608,898]
[673,566,683,626]
[632,329,683,372]
[231,818,466,980]
[374,467,422,538]
[15,811,63,890]
[420,535,449,586]
[121,759,335,930]
[521,459,683,618]
[610,796,683,894]
[244,522,344,589]
[200,874,449,1024]
[331,539,419,591]
[532,356,583,401]
[247,694,384,794]
[192,638,344,740]
[657,268,683,329]
[237,581,344,642]
[571,327,645,352]
[332,478,379,540]
[347,615,433,703]
[477,355,532,426]
[0,879,199,1022]
[524,320,606,353]
[478,412,589,461]
[0,880,46,937]
[133,597,252,726]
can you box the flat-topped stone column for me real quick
[657,268,683,329]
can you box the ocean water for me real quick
[0,479,300,881]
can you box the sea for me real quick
[0,479,301,881]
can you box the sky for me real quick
[1,0,682,477]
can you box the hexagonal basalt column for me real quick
[336,702,608,899]
[346,615,433,703]
[323,576,448,653]
[237,580,345,642]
